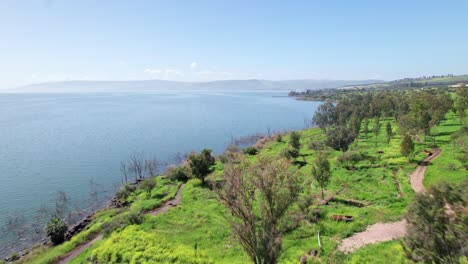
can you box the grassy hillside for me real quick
[291,74,468,101]
[17,107,466,263]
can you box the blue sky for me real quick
[1,0,467,89]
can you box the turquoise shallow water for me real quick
[0,90,320,256]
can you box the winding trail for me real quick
[55,183,186,264]
[338,148,441,253]
[56,234,103,264]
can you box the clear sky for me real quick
[1,0,467,89]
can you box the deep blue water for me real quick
[0,91,320,255]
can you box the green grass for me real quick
[343,240,409,264]
[20,111,466,264]
[17,178,180,264]
[128,177,181,212]
[424,112,467,187]
[86,225,213,263]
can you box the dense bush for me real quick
[243,146,258,155]
[92,226,213,263]
[337,151,366,169]
[288,148,300,159]
[308,140,326,151]
[45,217,68,245]
[103,210,144,236]
[280,148,300,159]
[276,134,283,142]
[403,181,467,263]
[116,184,137,205]
[289,131,301,149]
[280,148,292,159]
[139,178,156,197]
[166,165,191,182]
[219,144,243,163]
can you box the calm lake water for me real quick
[0,91,320,256]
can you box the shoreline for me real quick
[0,90,314,259]
[2,126,314,262]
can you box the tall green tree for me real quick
[312,102,337,132]
[401,134,414,161]
[325,126,356,152]
[454,85,468,124]
[188,149,216,185]
[349,112,362,139]
[386,122,393,144]
[289,131,301,150]
[363,118,369,139]
[312,152,331,200]
[373,116,381,146]
[408,92,453,141]
[451,126,468,170]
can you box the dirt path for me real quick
[150,183,185,215]
[55,183,185,264]
[409,148,441,193]
[338,148,441,253]
[56,234,103,264]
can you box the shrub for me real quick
[308,140,325,151]
[447,163,458,171]
[103,210,144,236]
[166,165,191,182]
[219,145,243,163]
[403,181,467,263]
[8,253,19,261]
[288,148,300,158]
[243,146,258,155]
[116,184,136,204]
[337,151,366,169]
[276,134,283,142]
[297,195,314,215]
[139,178,156,197]
[289,131,301,149]
[226,144,241,153]
[45,217,68,245]
[280,148,292,159]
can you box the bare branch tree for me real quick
[215,157,302,264]
[129,153,144,180]
[145,157,160,177]
[120,161,128,183]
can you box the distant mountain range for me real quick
[12,79,383,93]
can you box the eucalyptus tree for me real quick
[216,157,302,264]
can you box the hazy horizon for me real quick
[6,78,384,93]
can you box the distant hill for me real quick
[12,79,383,93]
[339,74,468,90]
[289,74,468,101]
